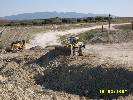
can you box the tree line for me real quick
[0,16,112,26]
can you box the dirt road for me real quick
[1,23,131,65]
[24,23,133,67]
[25,23,130,49]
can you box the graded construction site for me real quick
[0,23,133,100]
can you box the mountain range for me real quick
[1,12,109,20]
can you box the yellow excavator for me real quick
[62,36,85,56]
[11,40,25,52]
[0,27,26,53]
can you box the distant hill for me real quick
[1,12,108,20]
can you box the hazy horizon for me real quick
[0,0,133,17]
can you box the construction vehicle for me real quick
[61,36,85,56]
[63,37,85,48]
[0,27,26,53]
[11,40,25,52]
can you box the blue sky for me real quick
[0,0,133,17]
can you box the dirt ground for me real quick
[25,23,130,49]
[0,23,103,47]
[0,23,133,100]
[85,43,133,69]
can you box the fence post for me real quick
[102,25,104,32]
[108,14,111,30]
[107,14,111,43]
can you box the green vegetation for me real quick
[59,28,104,44]
[76,29,106,44]
[60,28,133,45]
[0,16,112,26]
[0,17,133,27]
[113,17,133,23]
[114,24,133,30]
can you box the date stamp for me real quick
[100,89,128,94]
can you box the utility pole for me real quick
[102,25,104,32]
[108,14,111,43]
[102,17,104,32]
[108,14,111,30]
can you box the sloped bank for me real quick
[34,49,133,99]
[0,48,82,100]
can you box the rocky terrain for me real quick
[0,23,100,47]
[0,23,133,100]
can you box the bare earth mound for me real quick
[0,47,133,100]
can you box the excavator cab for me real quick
[65,37,77,47]
[55,36,85,57]
[64,36,85,48]
[63,36,85,56]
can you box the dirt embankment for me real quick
[0,45,133,100]
[0,47,82,100]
